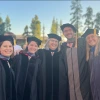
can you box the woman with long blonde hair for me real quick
[82,28,100,100]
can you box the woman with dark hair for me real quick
[4,32,22,55]
[82,29,100,100]
[12,36,42,100]
[0,35,16,100]
[38,33,61,100]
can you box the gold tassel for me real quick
[75,32,78,48]
[14,39,16,45]
[94,28,96,36]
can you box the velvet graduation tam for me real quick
[60,23,76,33]
[27,36,42,46]
[82,29,99,38]
[48,33,61,41]
[0,35,14,45]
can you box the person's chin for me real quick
[4,54,11,57]
[67,37,73,39]
[51,48,55,50]
[92,44,96,46]
[30,52,34,54]
[89,43,95,47]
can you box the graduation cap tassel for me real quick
[14,39,16,46]
[75,32,78,48]
[75,24,78,48]
[94,28,96,36]
[75,13,78,48]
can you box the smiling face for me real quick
[28,41,38,54]
[86,34,98,47]
[0,41,13,57]
[63,27,75,39]
[48,38,59,50]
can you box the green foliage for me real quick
[30,15,41,38]
[51,17,56,33]
[83,7,94,30]
[42,25,45,43]
[51,17,59,34]
[0,23,5,35]
[94,12,100,30]
[0,17,3,24]
[24,25,28,33]
[5,15,11,32]
[23,25,29,36]
[59,20,63,35]
[70,0,82,32]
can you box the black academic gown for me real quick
[89,50,100,100]
[38,49,60,100]
[59,38,91,100]
[0,58,16,100]
[12,52,41,100]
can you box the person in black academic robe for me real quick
[82,29,100,100]
[38,33,61,100]
[59,23,91,100]
[12,36,42,100]
[0,35,16,100]
[4,32,23,56]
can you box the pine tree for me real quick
[0,17,3,24]
[5,15,11,32]
[94,12,100,30]
[83,6,94,30]
[42,25,45,43]
[0,23,5,35]
[59,20,62,36]
[51,17,56,33]
[56,19,59,34]
[23,25,29,36]
[51,17,59,34]
[30,15,41,38]
[70,0,82,33]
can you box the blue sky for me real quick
[0,1,100,35]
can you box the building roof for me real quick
[16,35,25,39]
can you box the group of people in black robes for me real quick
[0,23,100,100]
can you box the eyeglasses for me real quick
[63,29,73,33]
[50,39,58,43]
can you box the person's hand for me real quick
[14,50,21,56]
